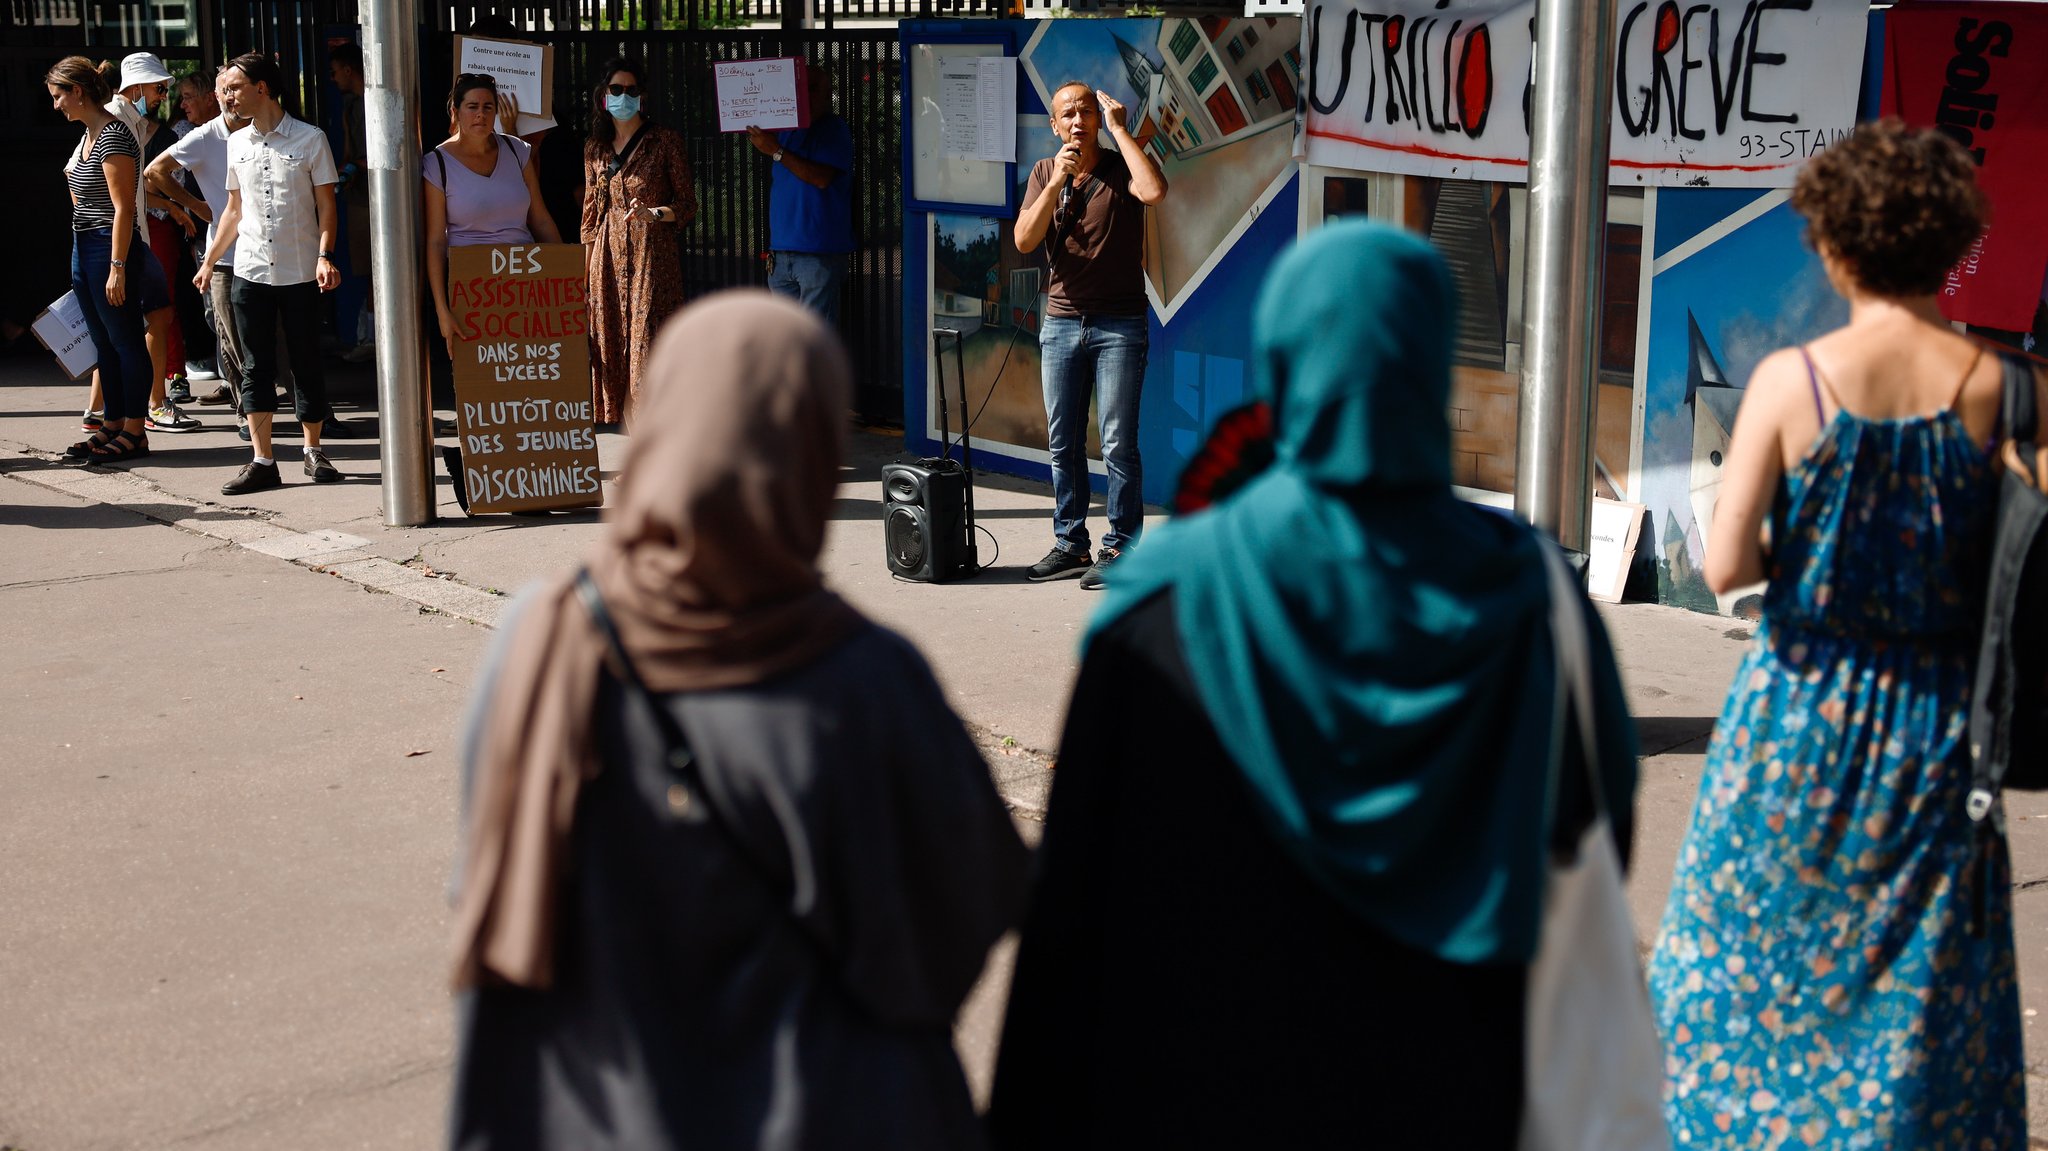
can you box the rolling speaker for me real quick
[884,459,973,582]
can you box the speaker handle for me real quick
[933,328,979,572]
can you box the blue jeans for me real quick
[70,227,155,423]
[767,251,847,329]
[1039,313,1147,555]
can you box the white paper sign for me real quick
[1301,0,1870,186]
[456,36,551,122]
[1586,497,1646,603]
[715,58,806,134]
[937,56,1016,163]
[31,291,95,378]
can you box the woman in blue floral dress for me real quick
[1647,120,2044,1148]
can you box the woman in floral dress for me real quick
[1647,120,2043,1149]
[582,56,696,428]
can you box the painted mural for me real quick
[914,18,1303,507]
[1637,188,1847,616]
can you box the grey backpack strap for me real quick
[2003,352,2037,447]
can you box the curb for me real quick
[2,444,506,626]
[2,443,1059,818]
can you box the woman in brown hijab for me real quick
[448,292,1029,1150]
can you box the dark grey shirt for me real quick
[451,594,1029,1150]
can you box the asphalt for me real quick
[3,344,2047,1146]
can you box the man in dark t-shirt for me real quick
[1013,82,1167,590]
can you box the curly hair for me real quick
[1789,118,1987,299]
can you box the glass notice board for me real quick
[905,40,1014,215]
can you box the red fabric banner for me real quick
[1884,3,2048,330]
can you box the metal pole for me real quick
[1513,0,1616,551]
[361,0,434,527]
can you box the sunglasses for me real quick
[456,72,498,88]
[607,83,641,97]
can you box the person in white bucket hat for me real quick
[107,50,204,427]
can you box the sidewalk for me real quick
[6,345,2048,1137]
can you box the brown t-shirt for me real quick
[1024,152,1148,318]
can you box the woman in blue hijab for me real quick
[985,221,1639,1147]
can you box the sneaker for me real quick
[185,359,220,382]
[340,343,376,364]
[165,375,193,404]
[303,446,342,484]
[146,403,201,433]
[1078,547,1122,591]
[197,384,233,405]
[221,459,281,495]
[81,409,103,433]
[236,420,251,442]
[1027,546,1093,582]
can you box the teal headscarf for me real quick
[1091,221,1571,965]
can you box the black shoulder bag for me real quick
[1967,353,2048,820]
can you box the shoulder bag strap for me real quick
[572,568,854,979]
[431,145,446,188]
[2003,351,2039,448]
[1542,542,1602,813]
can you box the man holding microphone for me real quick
[1013,82,1167,590]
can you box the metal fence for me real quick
[442,29,904,417]
[2,1,957,419]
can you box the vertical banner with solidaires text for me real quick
[448,243,603,515]
[1300,0,1869,185]
[1883,3,2048,332]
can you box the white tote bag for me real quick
[1517,545,1672,1151]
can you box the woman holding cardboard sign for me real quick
[581,56,695,429]
[424,72,563,351]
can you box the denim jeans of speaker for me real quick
[1039,313,1146,555]
[767,251,847,330]
[70,227,154,423]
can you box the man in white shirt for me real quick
[197,52,344,494]
[150,67,255,425]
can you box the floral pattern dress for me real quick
[582,121,697,427]
[1646,390,2024,1149]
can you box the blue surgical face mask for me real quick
[606,92,640,121]
[132,93,152,117]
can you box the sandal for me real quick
[84,430,149,466]
[65,428,119,459]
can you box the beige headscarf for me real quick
[453,291,865,989]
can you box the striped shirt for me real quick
[67,119,140,232]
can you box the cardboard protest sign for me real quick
[1884,3,2048,331]
[32,291,95,378]
[714,57,810,133]
[1301,0,1869,186]
[454,35,555,126]
[448,243,602,514]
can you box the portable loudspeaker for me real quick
[884,459,973,582]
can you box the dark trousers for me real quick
[70,227,153,422]
[229,277,330,424]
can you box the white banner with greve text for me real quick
[1300,0,1870,186]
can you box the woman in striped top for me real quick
[48,56,159,464]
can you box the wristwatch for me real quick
[319,250,336,262]
[771,149,785,164]
[109,258,126,268]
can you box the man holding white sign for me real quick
[747,66,854,328]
